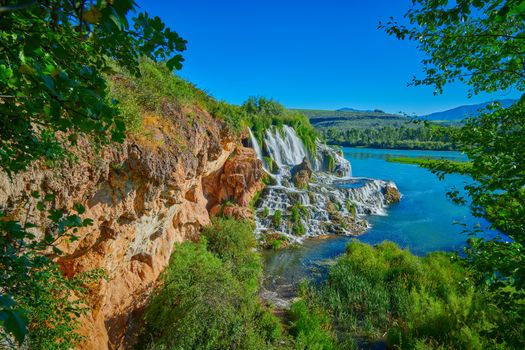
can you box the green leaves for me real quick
[0,297,28,345]
[0,0,186,175]
[382,0,525,96]
[0,194,99,347]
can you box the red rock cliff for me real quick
[0,105,264,349]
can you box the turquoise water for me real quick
[263,148,498,294]
[345,147,496,255]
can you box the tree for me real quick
[382,0,525,346]
[0,1,186,345]
[381,0,525,96]
[0,0,187,174]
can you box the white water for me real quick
[264,125,307,168]
[248,128,264,163]
[248,125,399,243]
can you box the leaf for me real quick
[166,54,184,71]
[73,203,85,215]
[0,309,28,345]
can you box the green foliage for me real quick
[141,219,284,349]
[386,157,473,174]
[345,200,357,217]
[201,218,261,292]
[289,299,337,350]
[384,2,525,346]
[272,210,283,229]
[270,235,288,250]
[296,241,510,349]
[0,197,104,347]
[261,207,270,218]
[326,153,335,173]
[319,124,456,150]
[0,0,186,174]
[301,108,458,150]
[249,190,264,212]
[109,60,247,135]
[290,205,308,236]
[380,0,525,96]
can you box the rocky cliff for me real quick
[0,104,264,349]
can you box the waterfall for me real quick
[264,125,307,168]
[246,124,400,244]
[248,128,264,162]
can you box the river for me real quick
[262,147,498,303]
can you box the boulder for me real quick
[384,183,401,204]
[291,157,313,188]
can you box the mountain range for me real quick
[421,99,517,121]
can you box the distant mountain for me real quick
[337,107,360,112]
[423,99,517,121]
[337,107,385,113]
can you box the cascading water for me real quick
[249,125,400,244]
[248,128,264,163]
[264,125,307,168]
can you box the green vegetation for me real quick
[289,298,336,350]
[384,1,525,348]
[322,124,457,150]
[0,1,187,344]
[0,0,185,175]
[243,97,318,155]
[110,60,247,135]
[272,210,283,228]
[141,218,284,350]
[299,108,457,150]
[345,200,357,217]
[386,157,473,174]
[289,205,309,236]
[294,241,512,349]
[0,196,104,348]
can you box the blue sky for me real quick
[136,0,520,115]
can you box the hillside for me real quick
[298,108,456,150]
[422,99,517,121]
[296,108,408,129]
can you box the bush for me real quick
[201,218,261,292]
[272,210,282,229]
[141,218,283,350]
[294,241,509,349]
[289,298,337,350]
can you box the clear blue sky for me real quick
[136,0,520,115]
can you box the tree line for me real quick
[320,124,457,150]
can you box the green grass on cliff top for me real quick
[109,61,318,152]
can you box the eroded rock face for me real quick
[202,146,265,219]
[0,105,261,349]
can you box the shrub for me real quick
[289,298,337,350]
[201,218,261,292]
[141,219,283,350]
[295,241,508,349]
[272,210,282,229]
